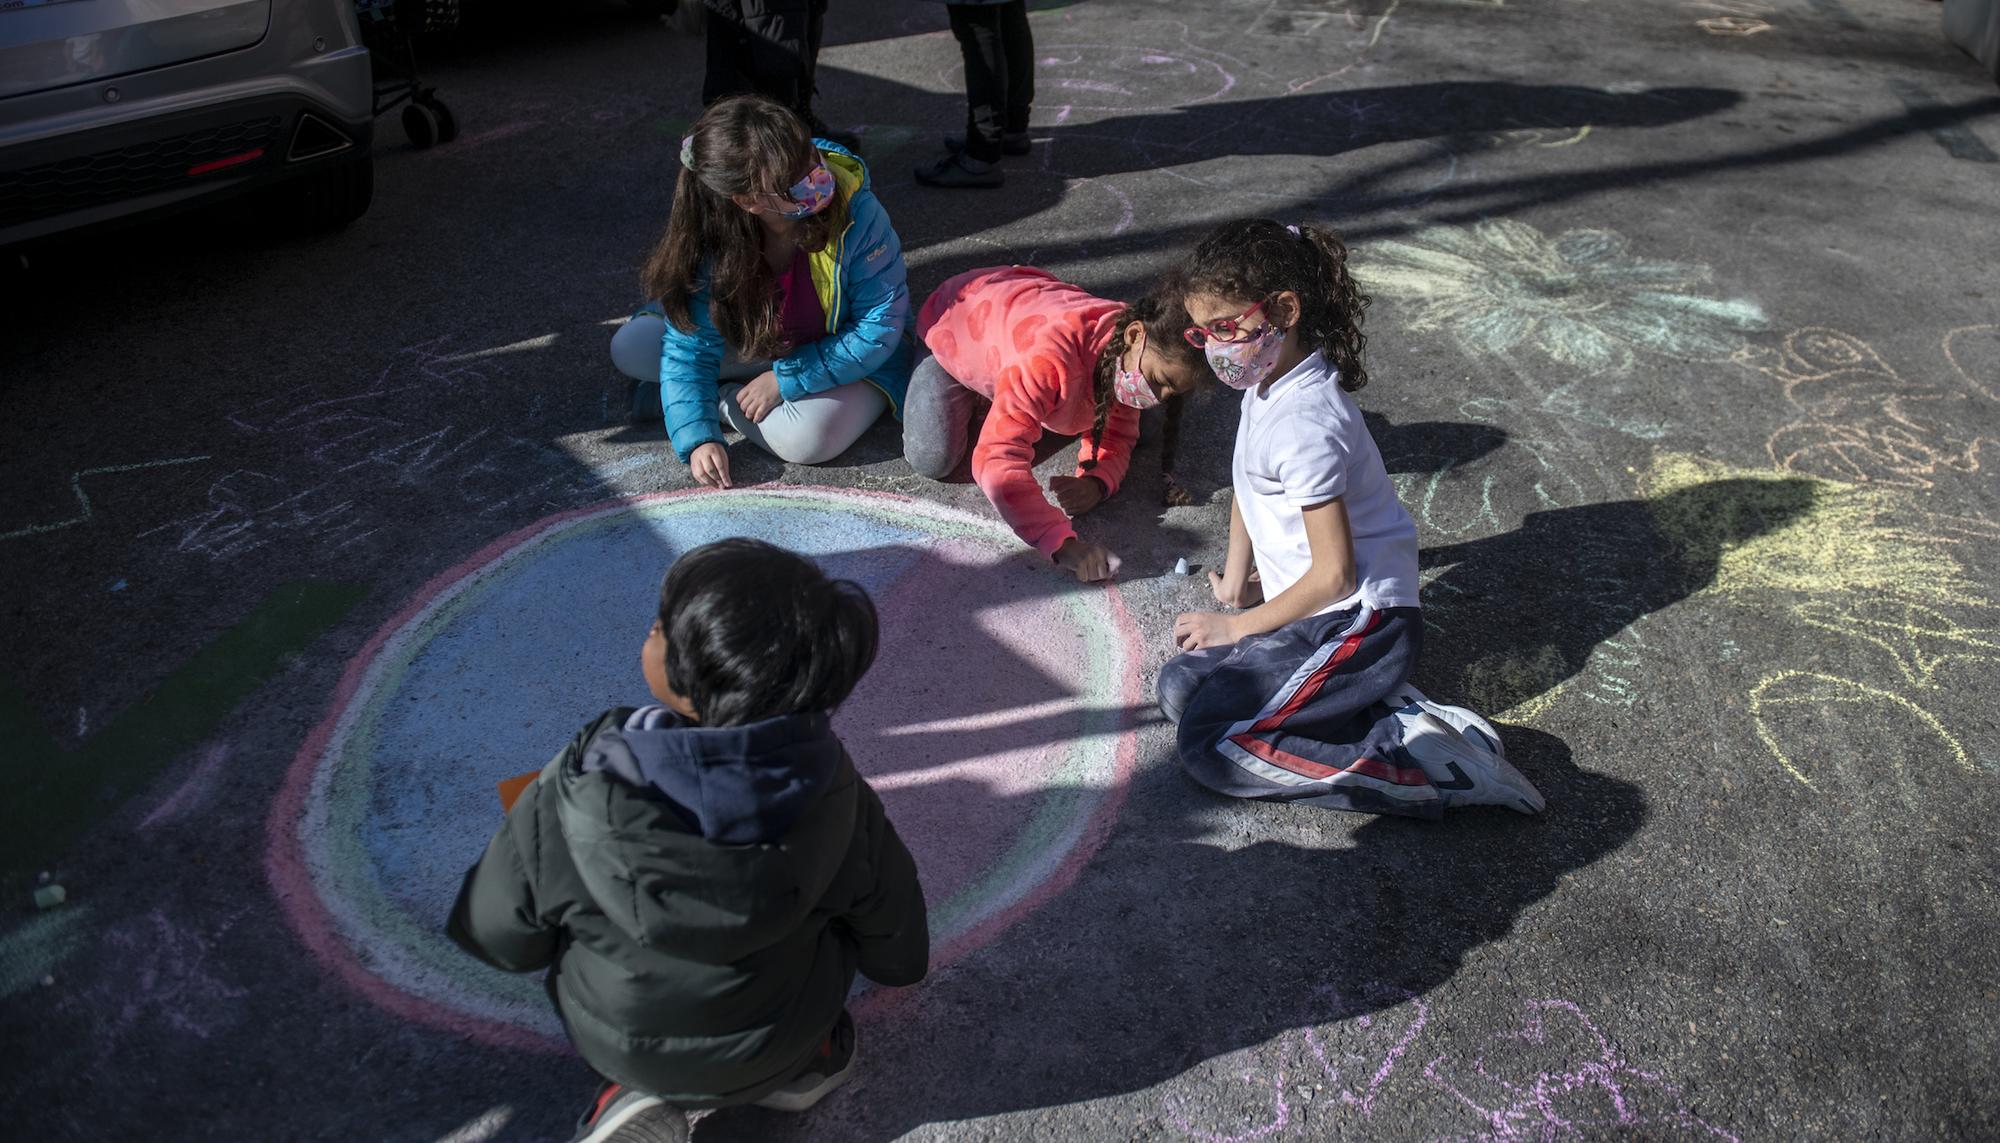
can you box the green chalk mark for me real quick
[0,902,96,999]
[0,581,366,880]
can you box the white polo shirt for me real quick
[1231,350,1420,616]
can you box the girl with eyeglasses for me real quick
[1159,219,1546,818]
[612,95,913,488]
[906,266,1209,582]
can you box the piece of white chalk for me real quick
[1174,557,1190,576]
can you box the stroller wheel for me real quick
[402,102,438,149]
[421,96,458,144]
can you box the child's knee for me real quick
[611,315,666,382]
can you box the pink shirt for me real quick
[917,266,1141,557]
[774,249,827,350]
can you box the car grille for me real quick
[0,116,283,228]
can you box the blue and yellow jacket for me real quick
[655,142,913,462]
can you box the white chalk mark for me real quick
[76,707,87,738]
[1053,104,1073,125]
[436,334,559,364]
[140,743,232,832]
[1,456,212,543]
[883,699,1081,736]
[431,1107,514,1143]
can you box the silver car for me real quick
[0,0,376,247]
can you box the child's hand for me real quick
[1049,474,1108,517]
[1173,610,1240,651]
[1055,537,1118,583]
[1209,568,1264,609]
[690,442,733,488]
[735,371,784,423]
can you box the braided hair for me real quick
[1080,281,1207,499]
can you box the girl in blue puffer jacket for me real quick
[612,95,914,488]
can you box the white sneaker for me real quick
[1393,705,1546,815]
[1386,682,1504,756]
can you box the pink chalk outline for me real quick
[265,488,1143,1051]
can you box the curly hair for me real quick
[1183,219,1371,392]
[642,95,851,361]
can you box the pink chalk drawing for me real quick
[1425,1000,1739,1142]
[1159,990,1736,1141]
[265,488,1145,1051]
[59,909,250,1043]
[138,742,232,832]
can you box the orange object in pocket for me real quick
[497,771,538,812]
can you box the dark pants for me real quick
[704,0,828,114]
[1158,606,1442,819]
[946,1,1034,162]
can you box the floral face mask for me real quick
[1204,321,1286,390]
[1112,336,1161,410]
[777,162,836,219]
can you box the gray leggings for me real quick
[902,355,988,479]
[612,314,888,467]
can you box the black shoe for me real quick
[568,1082,689,1143]
[805,112,863,154]
[914,150,1004,189]
[945,131,1032,157]
[755,1010,858,1112]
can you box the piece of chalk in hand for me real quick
[1174,557,1190,576]
[33,885,66,910]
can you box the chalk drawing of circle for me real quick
[265,489,1141,1049]
[941,44,1237,113]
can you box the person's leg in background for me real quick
[998,0,1034,141]
[915,4,1008,188]
[703,1,755,105]
[902,356,986,479]
[720,380,890,465]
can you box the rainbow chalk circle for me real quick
[267,489,1142,1050]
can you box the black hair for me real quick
[1082,275,1208,501]
[657,538,878,726]
[1183,219,1371,392]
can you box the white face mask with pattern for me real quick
[1205,321,1287,390]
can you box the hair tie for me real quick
[679,135,697,172]
[1286,224,1302,237]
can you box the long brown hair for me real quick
[1183,219,1370,391]
[643,95,851,361]
[1081,279,1207,498]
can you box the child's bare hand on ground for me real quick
[1055,537,1118,582]
[1209,568,1263,609]
[1048,475,1107,516]
[1173,611,1239,651]
[736,371,784,423]
[690,442,733,489]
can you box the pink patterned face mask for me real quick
[1205,321,1286,390]
[778,162,836,219]
[1112,337,1161,410]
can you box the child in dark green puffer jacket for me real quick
[447,539,929,1143]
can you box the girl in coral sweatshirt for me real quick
[908,266,1208,581]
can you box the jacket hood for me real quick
[555,706,855,959]
[816,140,869,197]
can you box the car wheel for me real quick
[289,155,374,234]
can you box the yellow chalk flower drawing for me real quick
[1748,672,1969,789]
[1735,327,1993,490]
[1640,452,1987,604]
[1358,220,1766,373]
[1641,451,1999,790]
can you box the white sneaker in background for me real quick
[1394,706,1547,815]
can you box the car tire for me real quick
[289,155,374,234]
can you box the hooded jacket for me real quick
[656,141,915,462]
[446,706,928,1105]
